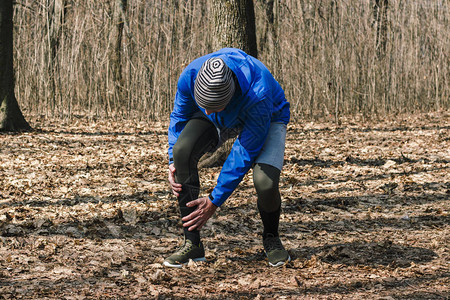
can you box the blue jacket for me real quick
[168,48,290,207]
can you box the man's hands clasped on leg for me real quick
[168,164,217,232]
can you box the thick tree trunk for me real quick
[200,0,258,168]
[0,0,31,131]
[212,0,258,58]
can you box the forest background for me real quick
[13,0,449,122]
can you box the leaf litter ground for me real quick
[0,112,449,299]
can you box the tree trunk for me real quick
[200,0,258,168]
[260,0,281,79]
[211,0,258,58]
[0,0,31,131]
[47,0,66,116]
[109,0,127,111]
[373,0,389,57]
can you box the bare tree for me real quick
[47,0,66,115]
[0,0,30,131]
[211,0,258,57]
[373,0,389,56]
[109,0,127,111]
[200,0,258,168]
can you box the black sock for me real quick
[258,202,281,239]
[178,184,201,246]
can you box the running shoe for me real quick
[263,233,291,267]
[163,239,206,268]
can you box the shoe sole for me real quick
[163,257,206,268]
[268,255,291,267]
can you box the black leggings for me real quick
[173,118,219,189]
[173,118,282,228]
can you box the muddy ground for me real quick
[0,112,449,299]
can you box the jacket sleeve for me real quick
[168,79,199,164]
[210,99,272,206]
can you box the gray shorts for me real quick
[254,122,287,171]
[216,121,287,171]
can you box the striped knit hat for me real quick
[194,57,236,110]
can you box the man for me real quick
[165,48,290,268]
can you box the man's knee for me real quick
[253,163,280,198]
[173,139,189,162]
[173,119,217,166]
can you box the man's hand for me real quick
[168,164,182,197]
[182,196,217,231]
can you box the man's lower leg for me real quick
[258,201,281,239]
[253,163,290,266]
[164,183,205,267]
[178,183,201,246]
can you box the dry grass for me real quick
[13,0,450,121]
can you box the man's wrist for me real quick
[208,194,220,208]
